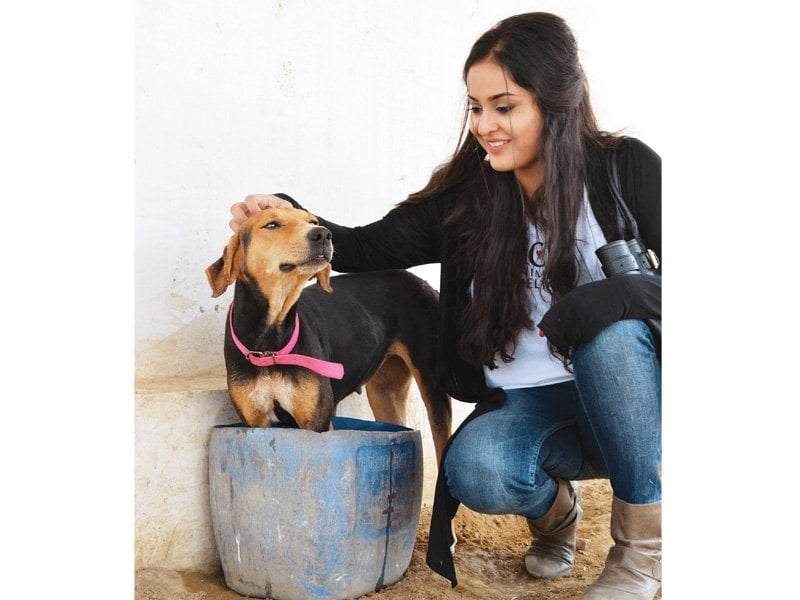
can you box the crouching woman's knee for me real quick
[443,439,509,514]
[572,319,658,372]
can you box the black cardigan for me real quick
[278,136,661,585]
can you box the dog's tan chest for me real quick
[243,375,297,425]
[229,372,328,430]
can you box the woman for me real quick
[229,12,661,600]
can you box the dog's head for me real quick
[205,208,333,322]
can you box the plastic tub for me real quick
[208,417,423,599]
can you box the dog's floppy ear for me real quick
[205,234,244,298]
[315,263,333,293]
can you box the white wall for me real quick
[135,0,668,382]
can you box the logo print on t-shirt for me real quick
[526,241,546,292]
[528,241,545,268]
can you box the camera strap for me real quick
[607,142,660,271]
[607,142,639,241]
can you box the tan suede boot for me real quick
[582,497,661,599]
[524,479,583,578]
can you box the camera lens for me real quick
[596,240,640,277]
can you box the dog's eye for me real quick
[262,221,280,229]
[309,220,319,225]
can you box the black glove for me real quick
[538,274,661,356]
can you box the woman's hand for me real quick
[229,194,293,232]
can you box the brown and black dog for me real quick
[205,207,452,461]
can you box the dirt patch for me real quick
[135,478,660,600]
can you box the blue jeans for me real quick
[444,319,661,518]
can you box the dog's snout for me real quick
[308,226,332,243]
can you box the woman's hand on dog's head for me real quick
[229,194,293,232]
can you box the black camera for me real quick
[596,239,659,278]
[596,238,661,343]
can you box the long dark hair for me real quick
[408,12,618,368]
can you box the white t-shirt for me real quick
[483,189,608,390]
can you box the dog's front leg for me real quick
[291,378,336,432]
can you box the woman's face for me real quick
[466,59,544,197]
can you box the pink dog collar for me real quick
[228,307,345,380]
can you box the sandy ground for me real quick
[135,478,661,600]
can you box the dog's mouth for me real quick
[279,250,333,272]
